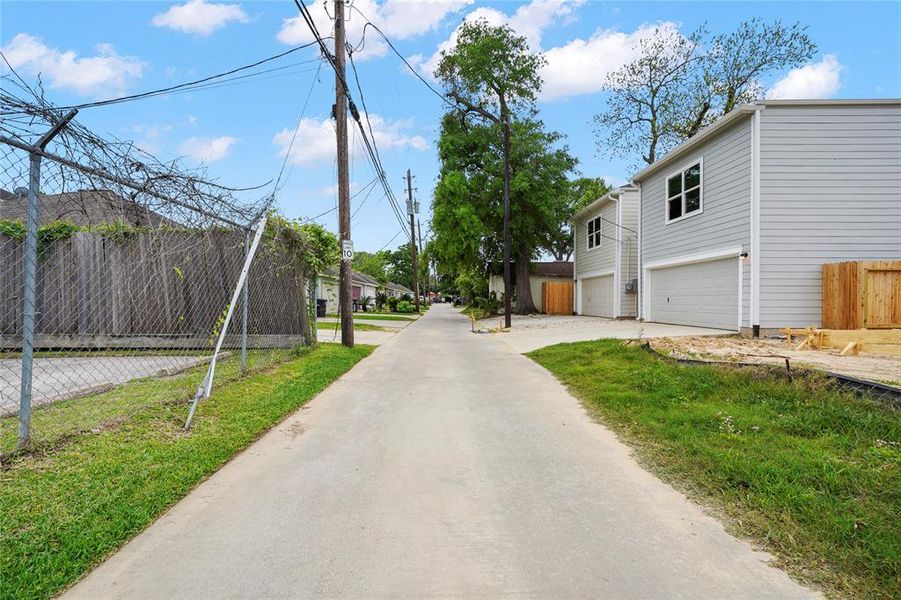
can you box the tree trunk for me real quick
[514,246,536,314]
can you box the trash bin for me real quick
[316,299,327,318]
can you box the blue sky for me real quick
[3,0,899,252]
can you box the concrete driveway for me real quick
[67,304,813,599]
[476,312,734,352]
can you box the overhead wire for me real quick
[35,42,328,112]
[291,0,411,241]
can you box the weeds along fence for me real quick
[0,89,316,457]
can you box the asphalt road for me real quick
[67,304,815,599]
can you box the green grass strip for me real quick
[529,340,900,599]
[0,343,372,600]
[323,313,416,321]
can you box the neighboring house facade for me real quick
[488,261,573,313]
[386,282,414,298]
[317,268,380,313]
[572,185,639,318]
[634,99,901,332]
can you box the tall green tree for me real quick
[352,250,389,285]
[431,113,576,313]
[436,19,546,317]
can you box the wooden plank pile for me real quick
[780,326,901,357]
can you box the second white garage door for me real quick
[581,274,615,317]
[648,257,739,330]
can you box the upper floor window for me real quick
[666,161,702,223]
[587,216,602,250]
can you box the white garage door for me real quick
[581,274,615,317]
[649,257,739,330]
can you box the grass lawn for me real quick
[1,343,372,600]
[316,320,393,332]
[529,340,900,599]
[324,313,416,321]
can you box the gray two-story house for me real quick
[572,185,639,318]
[633,99,901,333]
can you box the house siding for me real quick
[618,189,640,317]
[639,117,753,327]
[574,200,617,277]
[758,104,901,328]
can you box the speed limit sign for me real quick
[341,239,354,261]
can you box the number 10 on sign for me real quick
[341,240,353,261]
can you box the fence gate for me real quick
[542,281,574,315]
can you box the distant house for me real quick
[0,189,174,227]
[386,282,414,298]
[633,99,901,332]
[488,261,574,313]
[317,268,380,313]
[572,185,639,318]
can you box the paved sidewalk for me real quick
[67,304,815,599]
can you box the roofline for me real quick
[572,184,638,220]
[630,98,901,183]
[757,98,901,106]
[631,104,760,182]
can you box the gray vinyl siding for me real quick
[574,200,617,277]
[638,117,753,327]
[758,104,901,328]
[618,190,639,317]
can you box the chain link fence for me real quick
[1,86,316,457]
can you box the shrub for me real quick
[395,300,415,313]
[386,296,399,312]
[375,290,388,310]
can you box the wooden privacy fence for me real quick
[822,260,901,329]
[542,280,574,315]
[0,230,305,348]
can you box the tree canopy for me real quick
[594,19,816,168]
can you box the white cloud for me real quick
[1,33,143,97]
[767,55,842,100]
[273,114,427,165]
[413,0,584,79]
[151,0,248,36]
[540,22,679,101]
[179,136,237,162]
[277,0,471,60]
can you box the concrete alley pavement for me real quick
[67,304,815,599]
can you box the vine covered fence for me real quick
[0,85,316,456]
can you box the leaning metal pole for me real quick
[241,230,249,373]
[17,110,77,449]
[184,215,268,430]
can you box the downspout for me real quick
[636,181,643,321]
[750,106,762,337]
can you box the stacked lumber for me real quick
[780,327,901,357]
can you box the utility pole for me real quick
[502,118,512,328]
[417,218,426,303]
[334,0,353,347]
[405,169,420,313]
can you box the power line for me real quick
[349,8,454,109]
[273,60,324,192]
[377,228,404,251]
[290,0,410,242]
[41,42,327,111]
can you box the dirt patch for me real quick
[651,336,901,387]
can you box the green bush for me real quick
[395,300,415,313]
[386,296,399,312]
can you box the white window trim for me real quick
[664,156,704,225]
[586,215,602,252]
